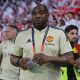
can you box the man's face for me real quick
[6,27,16,40]
[67,29,78,43]
[32,5,49,29]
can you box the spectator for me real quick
[56,19,66,30]
[0,25,19,80]
[60,25,80,80]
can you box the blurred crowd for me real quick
[0,0,80,43]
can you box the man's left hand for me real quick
[33,53,50,66]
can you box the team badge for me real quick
[46,36,54,42]
[73,47,78,53]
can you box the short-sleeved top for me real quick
[13,27,72,80]
[0,40,19,80]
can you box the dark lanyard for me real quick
[32,26,49,55]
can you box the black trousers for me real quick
[67,66,77,80]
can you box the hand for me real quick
[19,57,30,70]
[33,53,50,66]
[75,58,80,68]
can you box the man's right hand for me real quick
[19,58,30,70]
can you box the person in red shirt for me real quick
[65,25,80,80]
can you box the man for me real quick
[10,4,74,80]
[0,25,19,80]
[60,25,80,80]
